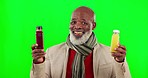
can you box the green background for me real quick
[0,0,148,78]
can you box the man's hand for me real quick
[111,44,126,63]
[31,44,46,63]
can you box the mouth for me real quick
[72,31,85,38]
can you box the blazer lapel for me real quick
[62,43,70,78]
[93,44,101,78]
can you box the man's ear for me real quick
[92,22,96,30]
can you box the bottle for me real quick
[110,30,120,52]
[36,26,44,49]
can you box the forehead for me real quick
[71,11,92,21]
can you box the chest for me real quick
[66,49,94,78]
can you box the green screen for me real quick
[0,0,148,78]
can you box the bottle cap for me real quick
[113,30,120,33]
[36,26,42,30]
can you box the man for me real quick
[30,6,131,78]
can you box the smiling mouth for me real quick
[72,31,85,38]
[74,31,83,34]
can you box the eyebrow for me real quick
[81,19,86,21]
[71,18,86,21]
[72,18,76,20]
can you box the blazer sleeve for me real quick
[30,49,52,78]
[114,59,131,78]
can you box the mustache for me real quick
[69,28,85,32]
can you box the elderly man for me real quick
[30,6,131,78]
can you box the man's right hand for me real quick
[31,44,46,64]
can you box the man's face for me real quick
[70,12,93,39]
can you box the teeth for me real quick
[74,31,83,34]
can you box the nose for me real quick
[74,22,82,29]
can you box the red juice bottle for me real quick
[36,26,44,49]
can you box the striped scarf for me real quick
[66,32,97,78]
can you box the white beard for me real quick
[70,28,92,45]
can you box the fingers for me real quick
[118,44,126,50]
[32,49,45,58]
[114,44,126,54]
[31,44,38,50]
[112,52,124,57]
[33,55,45,60]
[112,52,125,62]
[112,46,126,57]
[32,52,46,57]
[31,44,45,63]
[111,44,126,62]
[32,49,44,53]
[115,48,126,54]
[112,44,126,62]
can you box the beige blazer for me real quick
[30,43,131,78]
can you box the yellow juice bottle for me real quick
[110,30,120,52]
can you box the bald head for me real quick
[72,6,95,22]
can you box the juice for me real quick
[110,30,120,52]
[36,26,44,49]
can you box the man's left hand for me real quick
[111,44,126,63]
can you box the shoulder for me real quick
[46,42,67,51]
[45,42,68,57]
[94,43,114,64]
[98,43,110,50]
[95,43,110,53]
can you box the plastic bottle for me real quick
[110,30,120,52]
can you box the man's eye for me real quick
[82,22,88,25]
[71,21,76,25]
